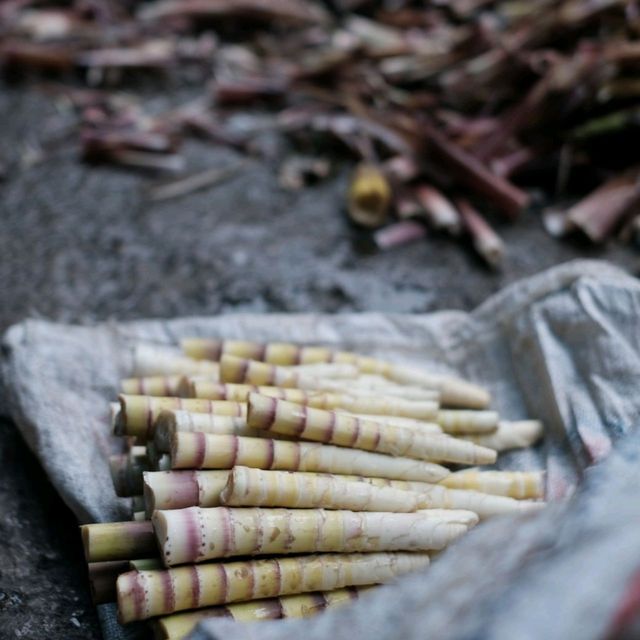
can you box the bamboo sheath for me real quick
[459,421,543,451]
[118,551,427,622]
[220,467,425,512]
[247,394,496,465]
[133,344,219,377]
[153,587,369,640]
[115,395,246,440]
[170,432,450,482]
[189,380,440,420]
[181,339,490,408]
[143,469,543,518]
[121,375,187,397]
[82,521,157,562]
[153,507,473,565]
[440,470,546,499]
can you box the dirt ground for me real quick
[0,82,639,639]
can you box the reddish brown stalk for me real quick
[490,148,535,179]
[567,171,640,243]
[0,40,76,71]
[212,77,290,105]
[419,120,530,218]
[456,198,505,269]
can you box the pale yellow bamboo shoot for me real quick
[118,551,427,622]
[440,470,546,499]
[170,432,449,482]
[153,507,469,565]
[247,394,496,465]
[459,421,543,451]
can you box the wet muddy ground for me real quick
[0,83,638,639]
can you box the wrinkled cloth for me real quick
[1,259,640,640]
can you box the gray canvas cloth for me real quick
[1,259,640,639]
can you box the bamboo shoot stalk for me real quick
[170,432,450,482]
[459,420,543,451]
[247,394,496,465]
[81,521,157,563]
[153,507,472,565]
[115,394,246,441]
[440,470,546,499]
[187,378,439,404]
[181,339,488,409]
[131,495,146,513]
[435,409,499,434]
[133,344,219,377]
[385,366,490,409]
[121,375,187,397]
[219,355,362,389]
[132,511,147,522]
[346,414,443,434]
[219,466,425,512]
[118,551,428,622]
[144,469,543,519]
[144,470,231,516]
[152,587,369,640]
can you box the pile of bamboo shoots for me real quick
[83,339,546,639]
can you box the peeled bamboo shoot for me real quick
[220,466,424,512]
[440,470,545,499]
[170,432,449,482]
[153,506,472,565]
[247,394,496,465]
[121,375,187,397]
[133,344,219,377]
[459,421,543,451]
[436,410,499,434]
[81,521,157,563]
[115,394,246,440]
[152,587,369,639]
[118,551,426,622]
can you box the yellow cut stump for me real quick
[81,521,157,563]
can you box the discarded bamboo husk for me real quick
[220,467,425,512]
[347,163,392,228]
[440,470,546,500]
[115,394,246,440]
[415,184,462,234]
[459,420,543,451]
[186,381,438,419]
[457,198,505,269]
[436,409,499,434]
[170,432,449,482]
[132,344,219,377]
[374,220,427,250]
[143,470,231,515]
[153,410,262,452]
[247,394,496,465]
[118,551,427,622]
[153,506,472,565]
[81,521,156,563]
[121,375,186,397]
[88,560,130,604]
[152,587,369,640]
